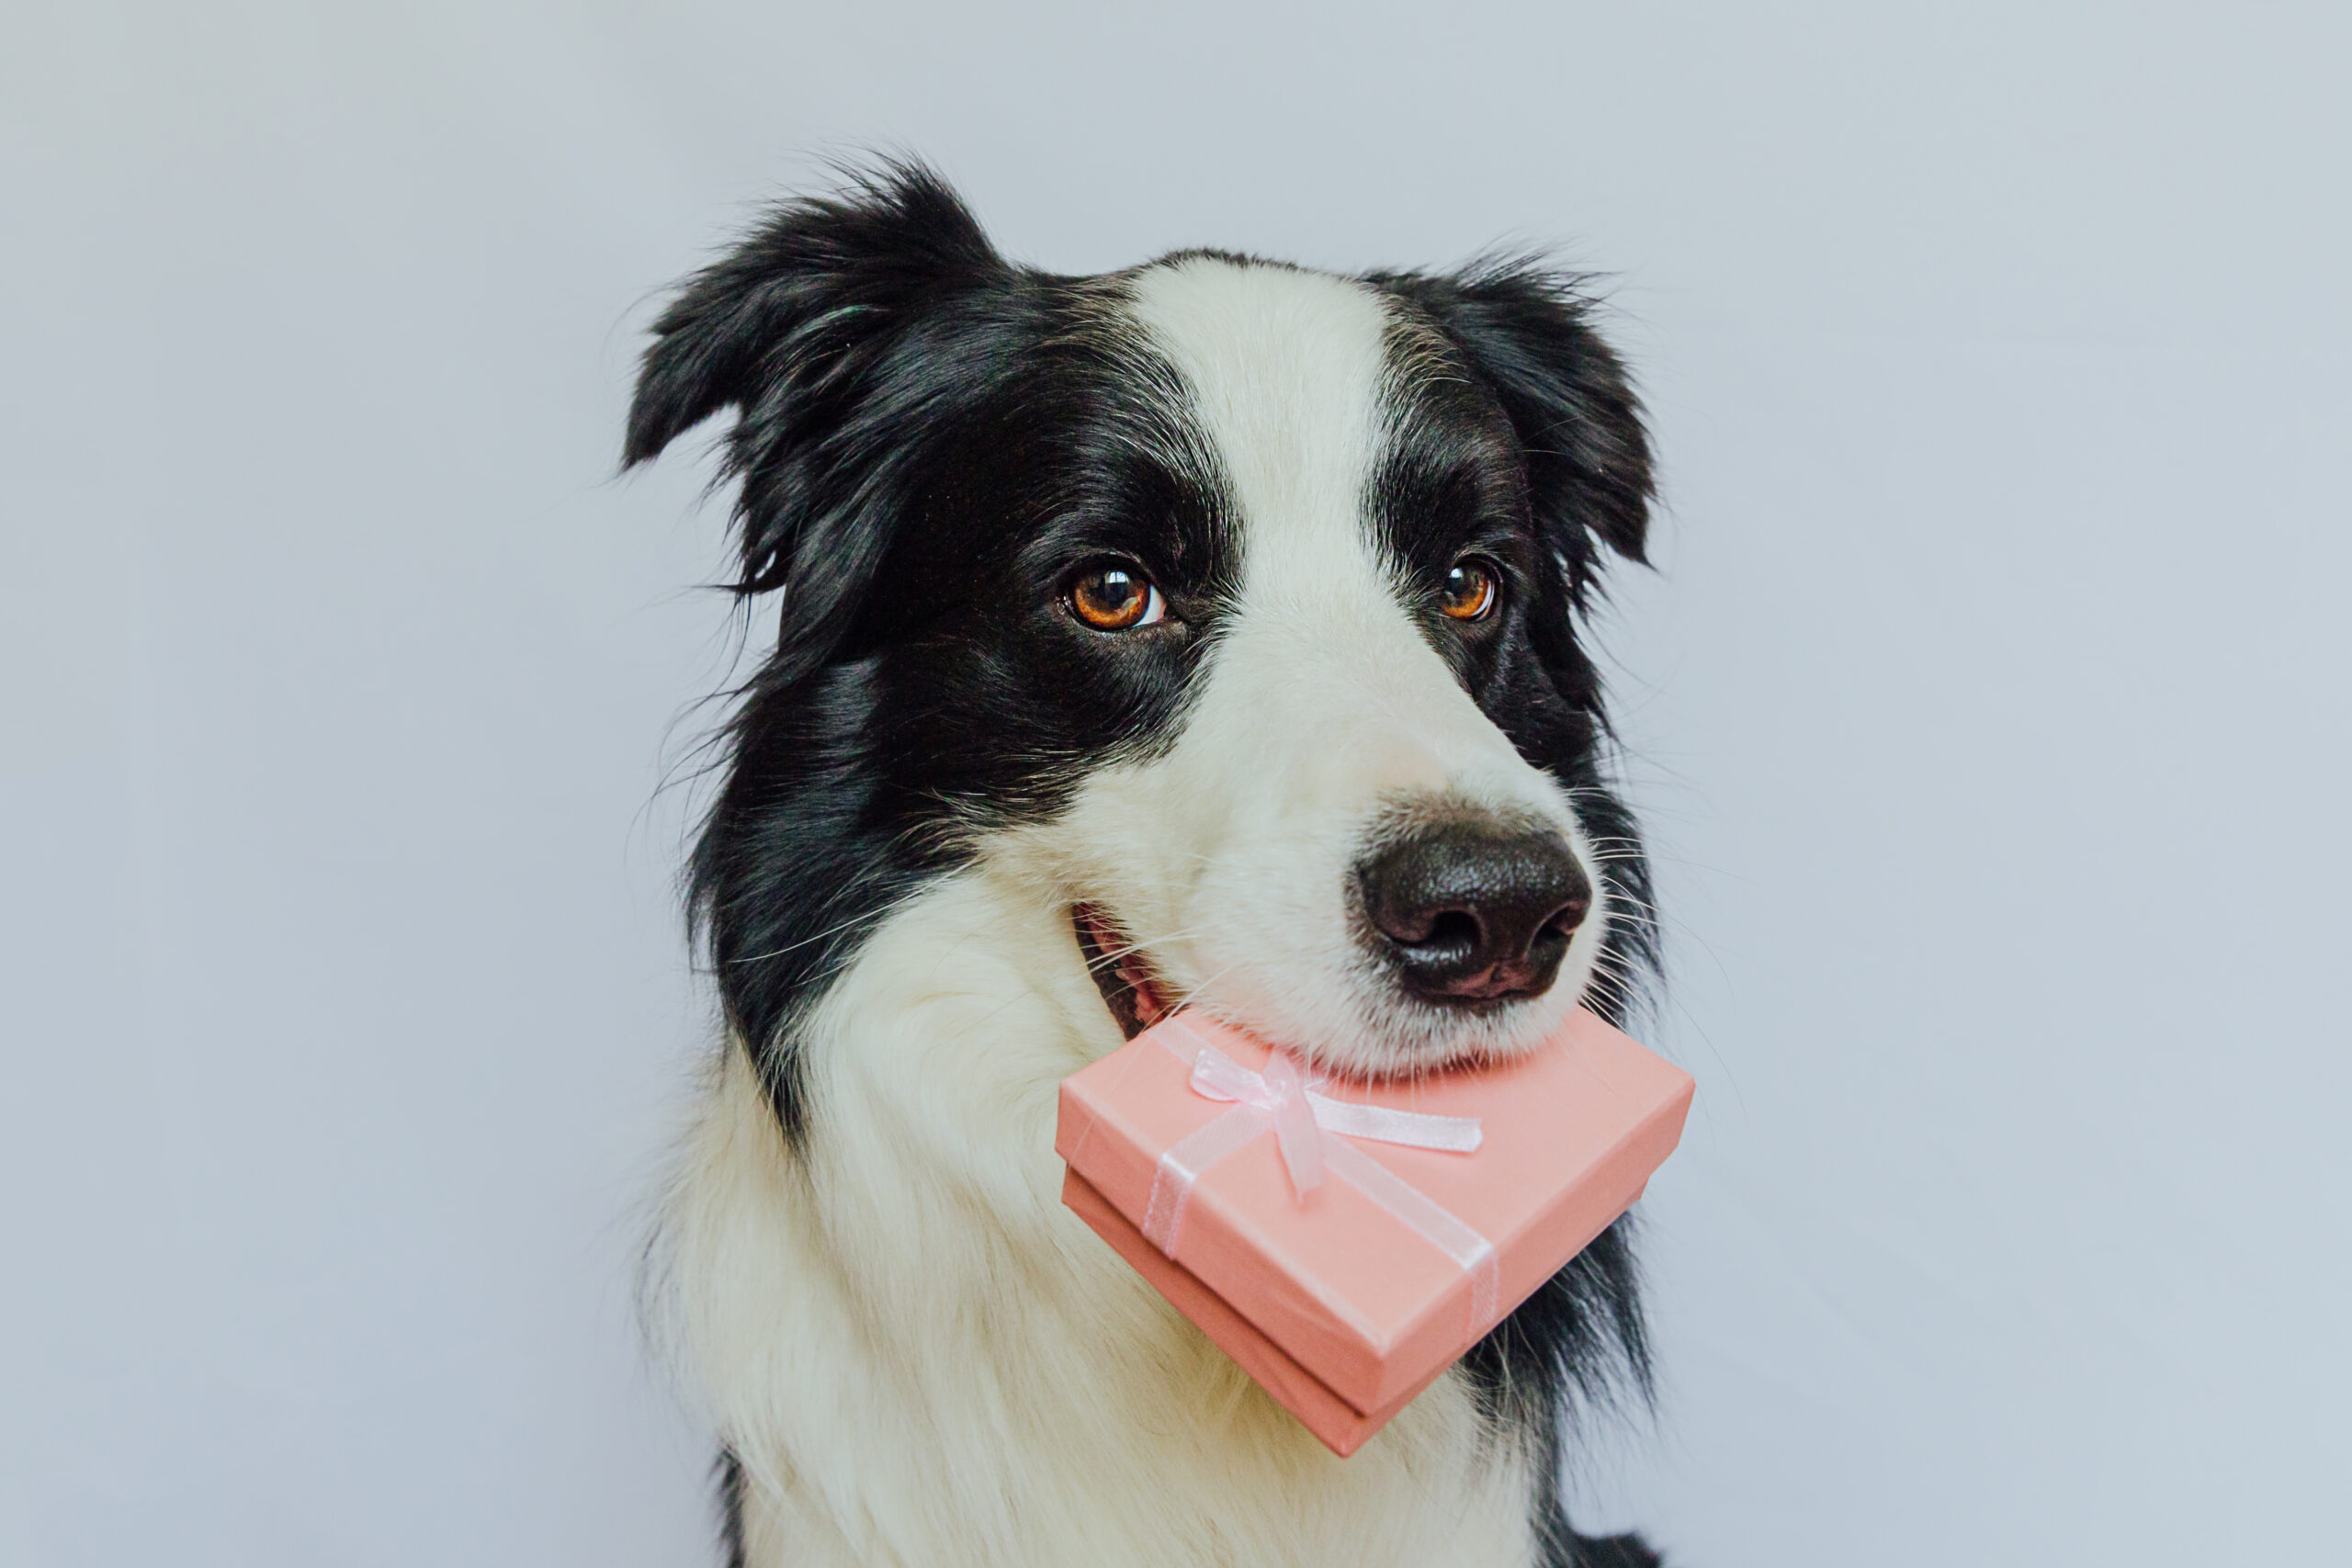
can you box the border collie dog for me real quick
[627,164,1665,1568]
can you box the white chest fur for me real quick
[654,866,1544,1568]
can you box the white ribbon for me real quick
[1138,1019,1501,1332]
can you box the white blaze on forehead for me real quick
[1125,257,1393,585]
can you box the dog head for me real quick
[627,164,1654,1124]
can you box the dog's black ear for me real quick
[625,161,1010,674]
[1372,264,1653,592]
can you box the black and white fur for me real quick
[628,164,1665,1568]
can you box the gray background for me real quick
[6,2,2346,1562]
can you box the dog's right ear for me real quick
[1371,262,1653,595]
[625,162,1009,676]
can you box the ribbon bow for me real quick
[1186,1040,1483,1198]
[1140,1019,1502,1331]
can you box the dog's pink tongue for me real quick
[1077,905,1167,1033]
[1125,958,1166,1029]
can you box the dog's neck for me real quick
[656,862,1547,1568]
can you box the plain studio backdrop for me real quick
[6,3,2346,1562]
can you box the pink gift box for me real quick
[1055,1008,1694,1455]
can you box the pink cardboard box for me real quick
[1056,1008,1694,1455]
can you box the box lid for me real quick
[1056,1008,1693,1415]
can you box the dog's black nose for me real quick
[1357,819,1592,1006]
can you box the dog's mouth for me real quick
[1072,904,1169,1041]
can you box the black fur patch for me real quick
[714,1449,748,1568]
[626,164,1240,1136]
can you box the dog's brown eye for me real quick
[1067,561,1166,631]
[1438,557,1499,622]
